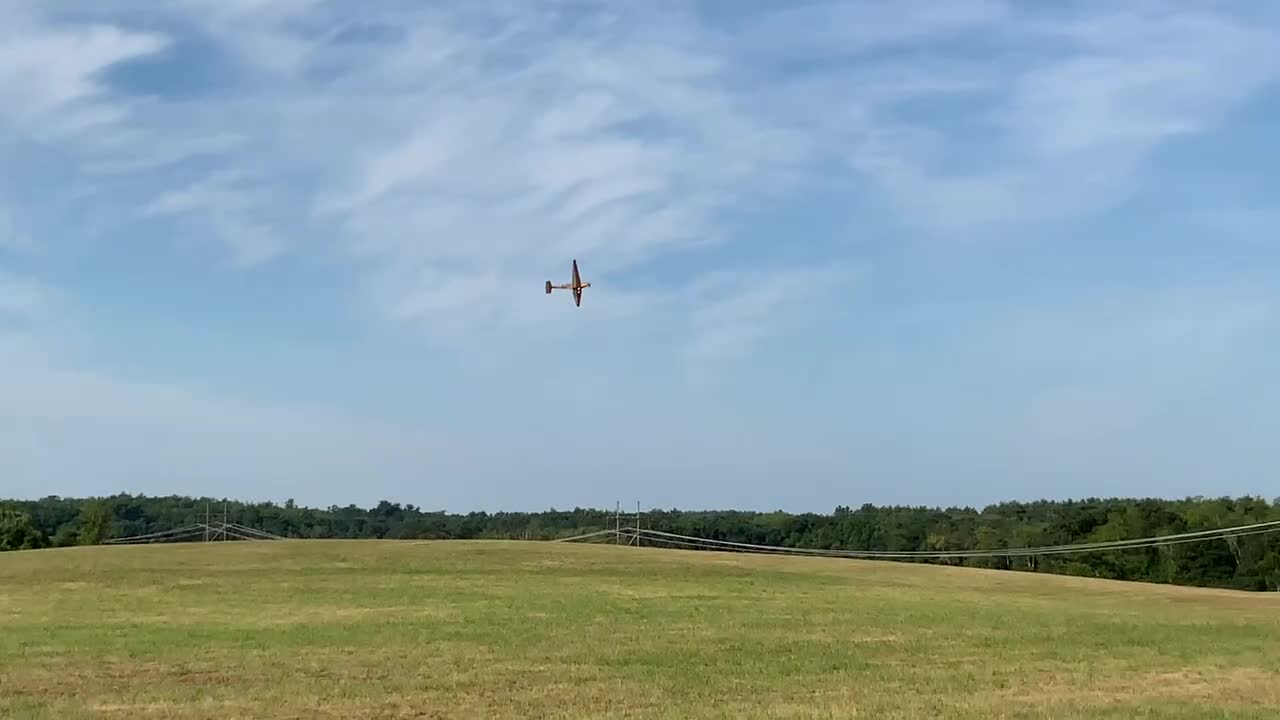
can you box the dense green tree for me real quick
[0,510,47,551]
[3,493,1279,592]
[51,524,80,547]
[78,501,111,545]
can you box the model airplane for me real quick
[545,259,591,307]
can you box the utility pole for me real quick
[615,501,620,545]
[204,501,209,542]
[635,501,641,547]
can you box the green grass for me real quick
[2,540,1278,719]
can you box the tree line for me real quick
[3,493,1279,591]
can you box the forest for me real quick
[3,493,1279,591]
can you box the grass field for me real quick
[2,540,1278,719]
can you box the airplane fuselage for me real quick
[546,259,590,306]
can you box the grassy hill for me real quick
[2,540,1278,718]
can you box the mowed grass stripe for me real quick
[2,540,1278,719]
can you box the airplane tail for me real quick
[545,281,552,294]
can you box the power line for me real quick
[557,520,1280,561]
[103,521,284,545]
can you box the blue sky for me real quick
[2,0,1278,512]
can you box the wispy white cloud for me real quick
[730,0,1011,58]
[0,5,169,140]
[680,266,846,390]
[0,1,1277,507]
[1007,10,1276,150]
[788,3,1280,228]
[140,170,286,265]
[5,0,1275,360]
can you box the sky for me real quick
[1,0,1278,513]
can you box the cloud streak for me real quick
[0,1,1277,508]
[0,6,169,141]
[9,1,1276,343]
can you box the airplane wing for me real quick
[547,260,586,306]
